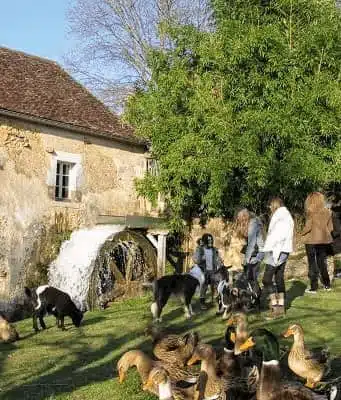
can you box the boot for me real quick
[200,298,207,310]
[265,293,278,320]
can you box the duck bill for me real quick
[238,337,255,352]
[226,317,235,327]
[187,355,199,366]
[282,328,294,338]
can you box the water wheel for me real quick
[87,229,156,310]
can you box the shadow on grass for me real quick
[286,280,307,310]
[2,306,222,400]
[80,315,107,327]
[2,328,151,400]
[0,341,17,377]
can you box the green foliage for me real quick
[125,0,341,229]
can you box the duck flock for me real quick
[117,313,341,400]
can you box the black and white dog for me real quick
[150,266,230,322]
[150,266,206,322]
[216,272,261,318]
[25,285,83,332]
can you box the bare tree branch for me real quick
[64,0,212,111]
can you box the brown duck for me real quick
[283,324,328,389]
[188,343,254,399]
[226,312,249,355]
[143,366,196,400]
[117,349,197,393]
[148,326,199,367]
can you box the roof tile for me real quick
[0,47,142,144]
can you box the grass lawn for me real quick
[1,279,341,399]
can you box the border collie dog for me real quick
[25,285,83,332]
[151,273,200,322]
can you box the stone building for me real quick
[0,47,163,301]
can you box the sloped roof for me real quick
[0,47,143,145]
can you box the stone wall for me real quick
[0,116,156,300]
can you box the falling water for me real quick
[111,240,146,281]
[48,225,125,310]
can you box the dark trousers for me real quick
[262,262,286,294]
[305,244,331,290]
[244,262,260,282]
[200,270,214,299]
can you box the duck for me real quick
[0,315,19,343]
[117,350,156,392]
[148,326,199,367]
[283,324,329,389]
[117,349,198,392]
[143,366,195,400]
[187,343,255,399]
[217,325,242,378]
[226,312,249,355]
[238,328,317,400]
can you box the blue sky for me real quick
[1,0,72,63]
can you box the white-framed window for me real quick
[55,161,74,200]
[47,151,83,202]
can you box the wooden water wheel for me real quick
[87,229,157,310]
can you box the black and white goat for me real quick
[25,285,83,332]
[216,273,261,319]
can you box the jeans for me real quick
[305,244,331,290]
[200,270,214,299]
[262,262,286,294]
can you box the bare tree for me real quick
[65,0,212,111]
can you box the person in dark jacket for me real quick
[302,192,333,293]
[192,233,223,310]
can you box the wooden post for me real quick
[147,229,169,278]
[157,233,167,278]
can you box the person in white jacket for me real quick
[262,197,294,319]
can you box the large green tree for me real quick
[125,0,341,230]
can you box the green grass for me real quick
[1,279,341,399]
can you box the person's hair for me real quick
[304,192,326,214]
[234,209,251,239]
[269,197,284,215]
[201,233,213,246]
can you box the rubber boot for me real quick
[200,297,207,310]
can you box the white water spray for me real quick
[48,224,125,310]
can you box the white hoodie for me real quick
[263,207,294,264]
